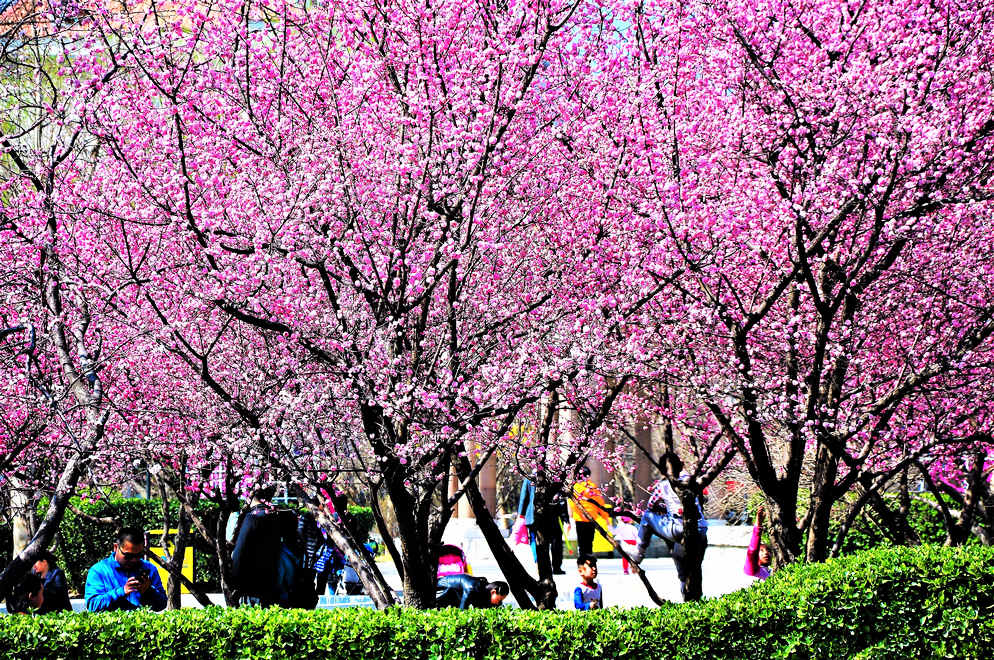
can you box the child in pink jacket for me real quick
[744,507,772,580]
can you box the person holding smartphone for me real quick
[84,527,167,612]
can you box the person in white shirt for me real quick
[612,516,639,574]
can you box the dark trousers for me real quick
[575,520,596,557]
[315,567,335,596]
[670,532,708,602]
[529,518,563,579]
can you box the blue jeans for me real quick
[638,511,683,546]
[637,511,708,602]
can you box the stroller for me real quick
[437,543,471,577]
[334,563,364,595]
[329,542,378,596]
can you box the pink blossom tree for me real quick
[4,0,994,609]
[42,0,629,607]
[0,10,125,590]
[606,0,994,563]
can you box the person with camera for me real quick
[84,527,166,612]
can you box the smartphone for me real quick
[137,568,150,581]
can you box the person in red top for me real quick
[744,507,772,581]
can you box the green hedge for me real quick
[1,545,991,658]
[830,493,982,555]
[40,496,375,596]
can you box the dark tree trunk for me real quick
[806,443,839,562]
[375,469,433,608]
[308,486,396,609]
[166,507,193,609]
[676,485,707,602]
[0,452,84,596]
[975,491,993,545]
[456,456,551,610]
[765,495,803,566]
[170,489,237,606]
[368,487,405,581]
[145,542,214,608]
[525,478,562,608]
[400,539,437,609]
[214,509,238,607]
[865,489,918,545]
[153,477,179,609]
[949,450,987,546]
[916,465,961,546]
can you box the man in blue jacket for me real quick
[85,527,167,612]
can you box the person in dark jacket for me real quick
[435,574,508,609]
[517,471,568,578]
[295,511,323,603]
[32,550,72,613]
[275,509,318,609]
[231,486,281,606]
[6,572,44,614]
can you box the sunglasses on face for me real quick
[119,550,145,560]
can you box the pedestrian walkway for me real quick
[373,545,756,608]
[1,545,755,614]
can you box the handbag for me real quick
[512,516,530,545]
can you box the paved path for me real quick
[19,545,755,613]
[377,545,757,608]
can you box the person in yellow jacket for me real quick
[569,466,610,556]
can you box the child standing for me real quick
[573,553,603,610]
[744,506,773,581]
[612,516,639,574]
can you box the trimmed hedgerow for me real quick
[0,545,991,659]
[828,492,983,555]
